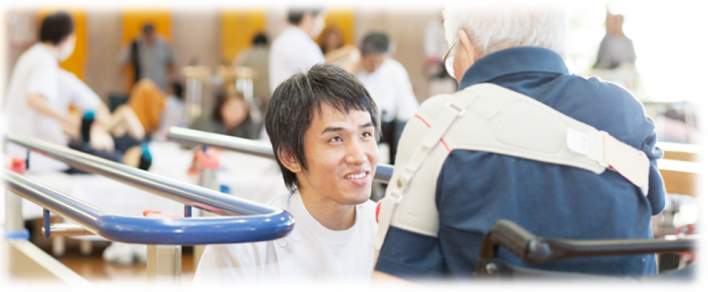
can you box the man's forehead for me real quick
[309,103,371,127]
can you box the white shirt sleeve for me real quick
[390,60,419,120]
[26,57,59,103]
[193,241,277,285]
[268,27,325,93]
[57,69,100,111]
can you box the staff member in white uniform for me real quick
[355,32,419,164]
[3,12,98,171]
[194,64,379,284]
[268,8,326,93]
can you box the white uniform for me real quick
[3,43,99,171]
[194,191,378,284]
[355,59,419,123]
[268,26,325,93]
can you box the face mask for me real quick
[57,35,76,62]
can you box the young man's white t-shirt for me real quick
[193,190,378,284]
[355,58,419,123]
[3,43,99,171]
[268,26,325,93]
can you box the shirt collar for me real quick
[458,47,569,90]
[289,190,357,245]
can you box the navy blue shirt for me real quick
[375,47,665,279]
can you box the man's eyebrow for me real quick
[321,123,373,134]
[322,127,344,134]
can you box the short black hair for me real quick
[171,81,184,101]
[287,8,323,25]
[39,11,74,45]
[253,33,268,46]
[142,23,155,35]
[266,64,380,191]
[361,31,391,55]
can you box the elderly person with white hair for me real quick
[371,2,665,281]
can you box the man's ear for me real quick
[278,147,302,174]
[457,29,478,63]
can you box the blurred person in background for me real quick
[3,11,148,172]
[189,84,261,140]
[234,33,271,114]
[152,81,186,142]
[320,27,343,55]
[121,22,176,91]
[269,7,327,93]
[355,31,419,164]
[592,10,638,91]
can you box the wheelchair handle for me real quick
[478,220,696,264]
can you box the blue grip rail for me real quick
[4,133,295,245]
[167,127,395,183]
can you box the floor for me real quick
[53,240,196,286]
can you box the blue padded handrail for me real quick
[2,169,293,244]
[167,127,395,183]
[4,133,295,244]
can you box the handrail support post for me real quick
[147,244,181,285]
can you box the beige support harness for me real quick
[371,83,650,255]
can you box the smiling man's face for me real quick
[296,103,379,206]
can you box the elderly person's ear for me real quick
[457,29,477,64]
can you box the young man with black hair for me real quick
[194,64,380,283]
[268,8,327,93]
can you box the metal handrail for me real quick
[4,133,295,244]
[167,127,395,183]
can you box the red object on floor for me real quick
[5,157,27,174]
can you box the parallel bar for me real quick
[2,168,294,245]
[167,127,395,183]
[42,224,93,237]
[8,133,280,216]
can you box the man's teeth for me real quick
[345,173,366,179]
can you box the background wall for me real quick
[4,8,442,106]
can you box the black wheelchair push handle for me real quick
[478,219,695,265]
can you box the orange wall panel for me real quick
[317,8,355,47]
[220,9,267,62]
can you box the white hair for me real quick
[443,1,568,58]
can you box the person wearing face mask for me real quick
[268,8,327,93]
[355,32,419,164]
[3,12,99,170]
[193,64,380,284]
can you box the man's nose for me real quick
[345,140,368,165]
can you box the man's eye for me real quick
[362,132,372,138]
[329,136,343,142]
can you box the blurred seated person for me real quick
[234,33,271,114]
[320,27,343,55]
[152,81,186,141]
[354,32,419,164]
[189,85,261,140]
